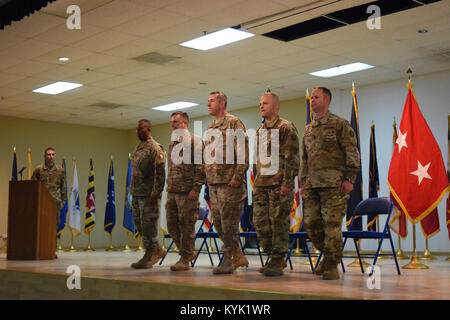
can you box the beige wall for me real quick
[0,116,134,249]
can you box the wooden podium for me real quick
[7,180,57,260]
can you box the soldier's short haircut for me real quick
[171,111,189,122]
[44,147,55,154]
[263,92,280,105]
[209,91,228,108]
[314,87,332,101]
[138,119,152,128]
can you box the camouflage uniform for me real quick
[253,116,300,261]
[32,164,66,227]
[300,111,360,266]
[131,137,166,252]
[205,112,249,263]
[166,131,205,261]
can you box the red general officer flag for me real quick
[388,83,450,224]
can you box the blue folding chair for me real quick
[191,207,223,267]
[342,197,401,276]
[239,225,265,267]
[285,221,315,273]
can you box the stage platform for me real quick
[0,249,448,300]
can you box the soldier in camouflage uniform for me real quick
[253,92,300,276]
[32,147,66,229]
[166,111,206,271]
[300,87,360,280]
[205,91,249,275]
[130,119,166,269]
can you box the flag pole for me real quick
[57,237,64,253]
[396,235,409,260]
[122,231,132,252]
[68,232,77,252]
[135,236,145,252]
[403,223,429,269]
[420,238,437,260]
[84,232,95,251]
[105,233,116,251]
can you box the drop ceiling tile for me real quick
[71,30,139,53]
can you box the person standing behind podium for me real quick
[31,147,66,228]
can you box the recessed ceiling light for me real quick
[32,81,83,95]
[179,28,254,51]
[58,57,70,61]
[152,101,198,112]
[309,62,374,78]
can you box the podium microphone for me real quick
[18,166,26,180]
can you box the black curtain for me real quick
[1,0,57,30]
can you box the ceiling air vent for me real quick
[90,102,124,109]
[132,52,181,65]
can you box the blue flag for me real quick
[11,149,17,181]
[104,159,116,234]
[306,91,313,125]
[346,87,363,230]
[57,159,68,238]
[122,156,135,236]
[367,124,380,231]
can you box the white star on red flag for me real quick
[410,161,432,185]
[396,130,408,153]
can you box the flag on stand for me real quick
[388,83,449,230]
[306,89,313,124]
[68,161,81,238]
[367,124,380,231]
[346,86,363,230]
[447,115,450,240]
[203,183,213,231]
[104,158,116,235]
[389,119,408,238]
[57,158,68,239]
[122,154,136,237]
[27,148,32,180]
[84,158,96,234]
[11,147,17,181]
[290,176,302,233]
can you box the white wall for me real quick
[330,70,450,253]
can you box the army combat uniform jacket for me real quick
[300,111,360,189]
[31,164,66,209]
[253,116,300,189]
[167,131,206,193]
[131,137,166,198]
[204,112,249,185]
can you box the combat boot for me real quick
[259,258,287,273]
[314,258,327,276]
[212,253,233,275]
[131,249,153,269]
[147,246,167,266]
[232,248,249,270]
[322,259,339,280]
[170,257,190,271]
[262,257,284,277]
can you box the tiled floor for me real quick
[0,250,448,300]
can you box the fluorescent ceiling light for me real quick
[152,101,198,112]
[179,28,254,51]
[309,62,374,78]
[32,81,83,95]
[58,57,69,61]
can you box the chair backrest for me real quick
[352,197,393,217]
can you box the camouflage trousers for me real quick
[132,196,161,251]
[253,186,294,259]
[302,187,350,263]
[166,192,198,260]
[209,184,246,254]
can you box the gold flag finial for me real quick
[407,66,413,83]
